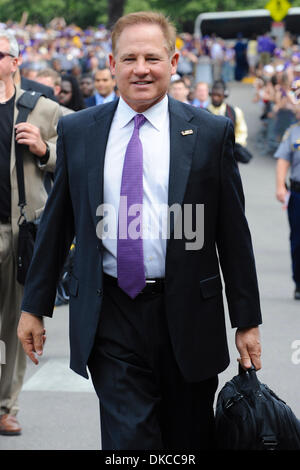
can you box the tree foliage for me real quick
[0,0,108,27]
[1,0,300,31]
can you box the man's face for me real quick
[195,84,208,102]
[94,69,115,97]
[169,82,189,102]
[80,77,94,97]
[211,88,225,107]
[109,23,179,112]
[0,38,18,83]
[58,80,72,106]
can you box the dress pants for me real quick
[288,191,300,288]
[0,223,26,416]
[88,276,218,450]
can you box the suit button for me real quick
[97,289,103,296]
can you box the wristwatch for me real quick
[39,142,50,165]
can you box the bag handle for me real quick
[238,363,260,390]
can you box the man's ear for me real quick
[171,52,180,75]
[109,54,116,76]
[17,54,23,67]
[12,59,20,80]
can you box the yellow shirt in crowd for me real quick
[208,102,248,147]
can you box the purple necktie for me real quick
[117,114,146,299]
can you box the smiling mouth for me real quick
[132,81,153,85]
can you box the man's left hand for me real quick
[15,122,47,158]
[235,326,262,371]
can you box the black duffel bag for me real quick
[17,216,37,285]
[234,143,253,164]
[215,365,300,450]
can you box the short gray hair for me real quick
[0,31,19,57]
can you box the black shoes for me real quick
[295,287,300,300]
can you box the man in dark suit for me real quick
[18,12,262,450]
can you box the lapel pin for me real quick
[181,129,193,136]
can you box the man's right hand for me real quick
[17,312,46,365]
[276,184,288,204]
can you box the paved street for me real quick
[1,82,299,450]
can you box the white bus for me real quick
[194,8,300,39]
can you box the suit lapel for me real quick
[167,98,198,237]
[85,100,119,230]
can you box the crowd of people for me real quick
[252,34,300,156]
[2,19,299,156]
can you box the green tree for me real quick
[124,0,273,32]
[0,0,107,27]
[146,0,269,30]
[1,0,299,30]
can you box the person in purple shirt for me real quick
[258,33,276,65]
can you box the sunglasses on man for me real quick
[0,51,15,60]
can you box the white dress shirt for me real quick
[95,91,116,105]
[102,95,170,279]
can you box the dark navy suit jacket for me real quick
[21,97,262,380]
[84,94,96,107]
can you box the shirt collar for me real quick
[95,91,115,104]
[115,95,169,131]
[193,98,209,107]
[104,91,116,102]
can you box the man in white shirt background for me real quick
[85,67,117,107]
[192,81,210,108]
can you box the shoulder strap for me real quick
[15,91,43,215]
[16,90,43,123]
[225,104,236,128]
